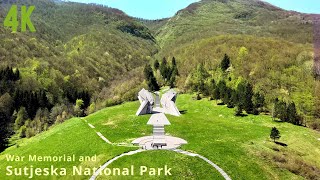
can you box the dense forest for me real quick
[1,0,319,152]
[0,0,156,151]
[147,0,319,130]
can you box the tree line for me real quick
[186,54,303,124]
[144,56,179,91]
[0,66,92,152]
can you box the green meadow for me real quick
[1,94,320,179]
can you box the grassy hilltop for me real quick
[0,0,320,179]
[1,94,319,179]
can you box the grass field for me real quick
[1,94,320,179]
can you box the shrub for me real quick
[19,126,26,138]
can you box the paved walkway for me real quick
[171,149,232,180]
[89,149,145,180]
[96,132,112,144]
[83,119,231,180]
[89,149,232,180]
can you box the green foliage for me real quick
[0,0,318,152]
[160,57,168,80]
[253,93,265,110]
[116,21,155,41]
[143,64,159,91]
[270,127,281,142]
[74,99,84,117]
[2,94,320,179]
[88,102,96,115]
[0,1,158,147]
[185,63,210,93]
[156,0,313,50]
[154,0,315,124]
[236,81,254,114]
[153,59,160,70]
[19,125,26,138]
[273,99,302,125]
[14,107,28,131]
[50,104,72,125]
[220,54,231,71]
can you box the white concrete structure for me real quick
[147,113,170,148]
[132,136,187,150]
[132,112,187,149]
[133,88,186,149]
[136,88,154,116]
[160,89,181,116]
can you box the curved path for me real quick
[89,149,145,180]
[89,149,232,180]
[171,149,231,180]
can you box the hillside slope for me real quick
[156,0,313,49]
[153,0,316,120]
[0,94,319,179]
[0,0,157,102]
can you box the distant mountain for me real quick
[155,0,314,49]
[0,0,157,103]
[151,0,316,119]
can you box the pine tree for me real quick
[236,81,254,114]
[244,83,254,113]
[171,57,179,76]
[217,80,227,101]
[220,54,231,71]
[287,102,299,125]
[144,64,160,91]
[270,127,281,142]
[0,112,9,152]
[160,57,168,80]
[253,92,265,114]
[154,60,160,70]
[169,74,176,88]
[222,87,231,106]
[278,100,288,122]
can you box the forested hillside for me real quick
[148,0,318,129]
[0,0,156,151]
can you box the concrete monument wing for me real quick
[160,89,181,116]
[136,88,154,116]
[133,88,187,150]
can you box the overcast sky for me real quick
[66,0,320,20]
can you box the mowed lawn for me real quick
[1,94,320,179]
[0,118,135,180]
[87,94,320,180]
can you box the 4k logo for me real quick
[4,5,36,33]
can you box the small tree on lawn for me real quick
[270,127,281,142]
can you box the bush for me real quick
[234,106,243,116]
[19,126,26,138]
[310,121,320,131]
[87,102,96,115]
[26,128,35,138]
[105,98,122,107]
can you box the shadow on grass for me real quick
[275,141,288,147]
[273,120,285,123]
[180,110,188,114]
[235,114,248,117]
